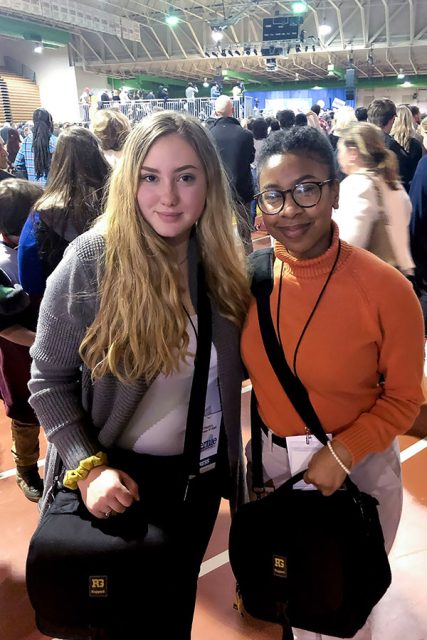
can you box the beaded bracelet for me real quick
[63,451,108,490]
[326,441,351,475]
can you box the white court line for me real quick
[400,437,427,463]
[199,550,229,577]
[0,458,45,480]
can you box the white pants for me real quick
[245,435,402,640]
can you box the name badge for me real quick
[286,433,331,490]
[199,379,222,473]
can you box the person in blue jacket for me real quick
[409,153,427,333]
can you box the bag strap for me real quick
[249,249,359,494]
[250,249,328,446]
[182,262,213,499]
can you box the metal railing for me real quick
[79,96,253,124]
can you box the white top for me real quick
[333,171,415,274]
[185,86,198,100]
[117,316,220,456]
[0,240,18,282]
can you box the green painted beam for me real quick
[0,15,69,46]
[244,74,427,92]
[221,69,261,84]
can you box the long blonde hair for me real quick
[80,112,250,383]
[340,121,400,190]
[390,104,417,152]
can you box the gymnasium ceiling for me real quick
[1,0,427,84]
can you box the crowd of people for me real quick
[0,92,426,639]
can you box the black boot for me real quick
[16,465,44,502]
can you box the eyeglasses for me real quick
[254,180,334,215]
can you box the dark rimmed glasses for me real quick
[254,180,334,215]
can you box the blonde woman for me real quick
[329,105,357,150]
[333,121,414,275]
[28,112,250,638]
[390,104,422,190]
[91,108,132,168]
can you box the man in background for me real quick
[209,95,255,254]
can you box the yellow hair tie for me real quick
[63,451,108,490]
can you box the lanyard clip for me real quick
[305,427,312,445]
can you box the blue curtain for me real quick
[246,88,355,111]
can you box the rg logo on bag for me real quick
[89,576,108,597]
[273,555,287,578]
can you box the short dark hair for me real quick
[257,126,336,180]
[310,104,321,115]
[0,178,43,236]
[252,118,268,140]
[355,107,368,122]
[277,109,296,129]
[410,105,420,117]
[295,113,308,126]
[367,98,397,129]
[269,118,280,132]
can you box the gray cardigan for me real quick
[29,230,246,515]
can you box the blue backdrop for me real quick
[246,88,355,112]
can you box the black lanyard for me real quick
[182,263,212,499]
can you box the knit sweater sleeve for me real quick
[334,264,425,464]
[28,233,103,470]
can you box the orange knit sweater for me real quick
[241,223,425,465]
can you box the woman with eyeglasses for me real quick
[241,126,424,640]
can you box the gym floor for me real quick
[1,235,427,640]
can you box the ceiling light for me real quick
[312,85,323,90]
[244,47,251,55]
[319,23,332,37]
[211,51,218,57]
[397,68,405,79]
[204,51,210,57]
[401,80,412,87]
[211,27,224,42]
[295,43,301,53]
[253,47,258,56]
[203,77,209,88]
[221,49,227,57]
[228,49,233,56]
[292,1,308,14]
[304,45,308,52]
[295,72,300,80]
[234,50,241,56]
[34,44,43,53]
[312,44,316,52]
[165,14,179,27]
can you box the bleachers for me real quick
[0,69,41,122]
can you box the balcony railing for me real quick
[79,96,253,125]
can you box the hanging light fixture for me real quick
[211,27,224,42]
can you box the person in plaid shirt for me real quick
[14,108,57,186]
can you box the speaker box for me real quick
[345,68,356,101]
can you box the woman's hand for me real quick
[77,465,140,519]
[303,441,352,496]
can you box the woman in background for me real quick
[390,104,422,191]
[334,121,414,275]
[18,126,110,298]
[14,108,57,186]
[91,108,131,169]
